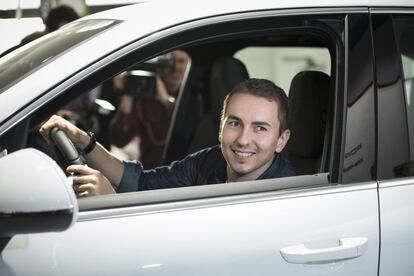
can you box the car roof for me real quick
[88,0,414,22]
[0,0,412,130]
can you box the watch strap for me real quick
[81,131,97,155]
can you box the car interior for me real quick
[164,33,334,177]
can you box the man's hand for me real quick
[155,75,175,106]
[113,72,126,91]
[40,115,124,193]
[39,115,90,150]
[68,165,116,197]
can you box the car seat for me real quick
[188,56,249,153]
[285,70,330,175]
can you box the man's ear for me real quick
[275,129,290,153]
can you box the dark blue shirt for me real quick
[117,145,295,192]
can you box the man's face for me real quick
[160,50,189,94]
[219,93,290,182]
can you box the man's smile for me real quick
[232,149,255,158]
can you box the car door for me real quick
[372,11,414,276]
[1,8,380,276]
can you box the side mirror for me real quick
[0,148,78,252]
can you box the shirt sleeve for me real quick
[117,160,143,193]
[138,157,198,191]
[116,149,208,192]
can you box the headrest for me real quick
[209,57,249,118]
[287,71,330,158]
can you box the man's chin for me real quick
[229,164,252,177]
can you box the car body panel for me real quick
[379,179,414,276]
[2,183,379,276]
[371,12,414,276]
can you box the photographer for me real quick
[111,50,189,168]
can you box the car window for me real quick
[397,15,414,161]
[6,50,190,173]
[401,53,414,158]
[161,17,342,183]
[0,12,346,208]
[368,13,414,181]
[380,15,414,178]
[0,19,120,94]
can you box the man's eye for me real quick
[228,121,239,127]
[255,126,267,132]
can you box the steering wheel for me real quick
[49,127,85,167]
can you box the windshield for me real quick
[0,19,120,94]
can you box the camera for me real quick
[124,53,174,99]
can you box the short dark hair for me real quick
[221,78,289,133]
[45,5,79,32]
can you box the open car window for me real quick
[0,11,344,210]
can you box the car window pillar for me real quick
[342,13,376,184]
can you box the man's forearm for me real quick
[84,143,124,189]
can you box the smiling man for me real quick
[219,79,292,183]
[40,78,294,196]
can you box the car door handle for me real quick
[280,237,368,264]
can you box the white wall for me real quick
[235,47,331,94]
[0,18,44,54]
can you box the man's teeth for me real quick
[234,150,254,157]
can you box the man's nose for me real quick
[236,127,251,146]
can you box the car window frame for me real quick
[370,11,410,180]
[341,13,377,184]
[86,11,346,211]
[1,8,358,212]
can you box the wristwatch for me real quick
[81,131,96,155]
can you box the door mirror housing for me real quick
[0,148,78,251]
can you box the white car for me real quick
[1,0,414,275]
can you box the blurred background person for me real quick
[111,50,189,168]
[0,5,79,57]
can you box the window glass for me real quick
[0,19,120,94]
[395,16,414,161]
[0,49,190,174]
[401,54,414,158]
